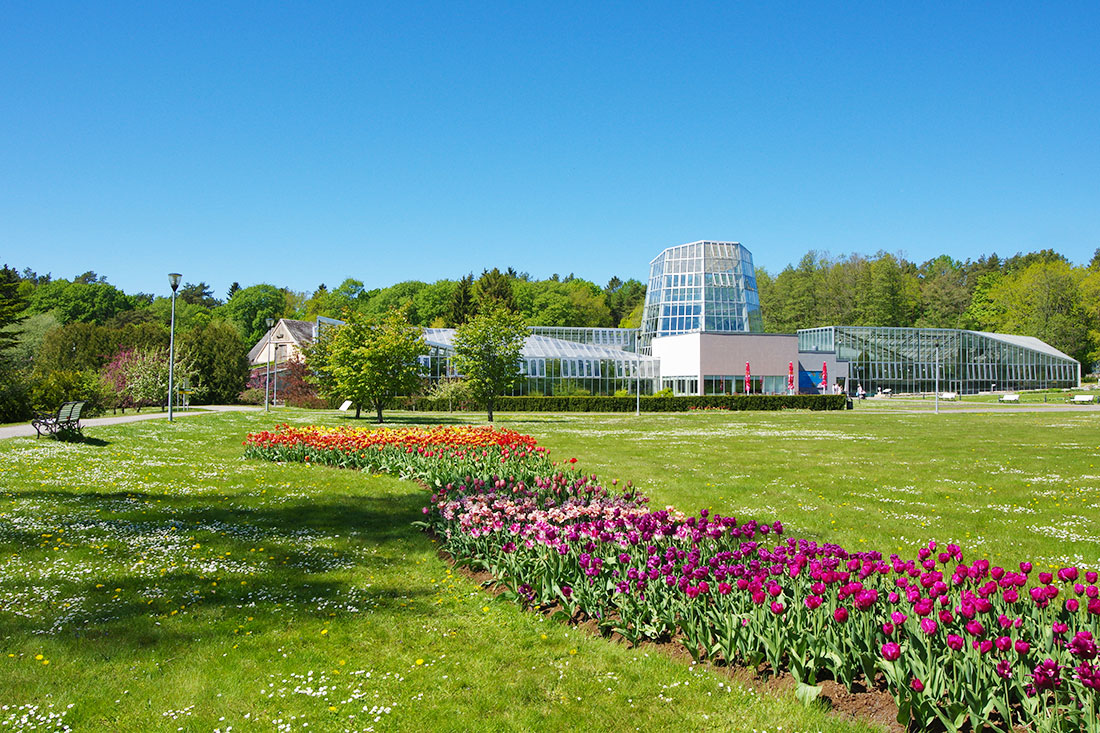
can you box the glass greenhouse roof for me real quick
[422,328,659,363]
[971,331,1074,361]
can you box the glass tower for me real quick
[639,241,763,354]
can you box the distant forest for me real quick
[3,247,1099,369]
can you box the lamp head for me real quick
[266,317,275,328]
[168,273,182,292]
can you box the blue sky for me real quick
[2,2,1097,297]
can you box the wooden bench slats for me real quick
[32,401,86,439]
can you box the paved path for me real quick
[853,402,1100,414]
[0,405,262,440]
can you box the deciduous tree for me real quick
[327,308,426,422]
[452,304,528,422]
[220,284,287,345]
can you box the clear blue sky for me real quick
[2,2,1097,298]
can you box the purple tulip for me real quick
[1068,631,1097,660]
[1075,661,1100,691]
[834,607,849,624]
[947,634,964,651]
[881,642,901,661]
[920,618,938,636]
[1030,659,1063,690]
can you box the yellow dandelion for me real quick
[415,658,424,666]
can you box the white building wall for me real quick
[651,334,702,392]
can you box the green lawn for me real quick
[0,411,876,732]
[484,408,1100,570]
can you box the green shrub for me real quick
[409,394,849,412]
[0,365,33,423]
[29,369,110,416]
[427,379,478,410]
[238,388,266,406]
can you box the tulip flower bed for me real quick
[247,424,1100,732]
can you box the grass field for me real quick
[1,406,1097,731]
[0,411,876,733]
[485,408,1100,569]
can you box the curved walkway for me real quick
[0,404,262,440]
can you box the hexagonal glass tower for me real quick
[638,241,763,354]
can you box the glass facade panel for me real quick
[640,241,763,354]
[420,328,660,396]
[798,326,1078,395]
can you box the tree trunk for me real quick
[487,398,494,423]
[354,405,361,419]
[375,401,384,423]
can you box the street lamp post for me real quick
[167,273,182,422]
[265,317,274,412]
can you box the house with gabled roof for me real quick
[248,318,316,366]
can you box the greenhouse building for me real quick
[258,240,1081,397]
[797,326,1080,396]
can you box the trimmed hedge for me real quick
[409,394,850,412]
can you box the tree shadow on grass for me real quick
[0,485,448,653]
[4,487,429,548]
[0,572,435,655]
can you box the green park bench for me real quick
[32,401,87,439]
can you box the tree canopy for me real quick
[451,304,529,422]
[325,308,426,422]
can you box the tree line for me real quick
[0,265,644,423]
[1,246,1096,422]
